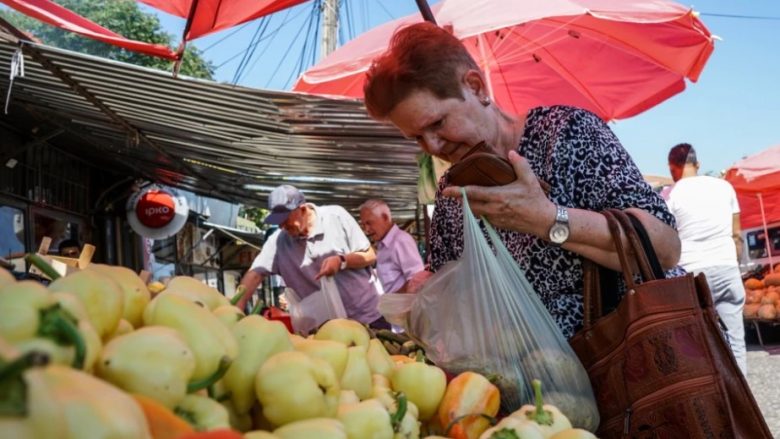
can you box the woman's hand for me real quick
[441,150,681,271]
[442,150,556,238]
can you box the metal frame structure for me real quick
[0,24,422,220]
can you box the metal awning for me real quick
[0,25,422,219]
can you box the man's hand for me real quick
[316,255,342,280]
[236,270,264,310]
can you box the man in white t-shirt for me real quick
[666,143,747,374]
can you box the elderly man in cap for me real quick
[236,185,388,328]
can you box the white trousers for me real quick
[692,265,747,375]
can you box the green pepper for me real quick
[478,417,545,439]
[337,398,394,439]
[547,429,598,439]
[50,292,102,372]
[295,338,349,379]
[95,326,196,408]
[48,269,125,340]
[367,338,395,378]
[159,276,230,310]
[509,380,572,438]
[43,364,152,438]
[224,315,293,415]
[340,345,372,400]
[0,281,55,342]
[0,347,64,439]
[0,281,87,369]
[0,349,152,438]
[390,357,446,421]
[314,319,370,347]
[87,264,150,328]
[106,318,135,341]
[213,305,246,330]
[255,351,341,427]
[144,294,238,381]
[273,418,347,439]
[222,399,253,432]
[175,394,231,432]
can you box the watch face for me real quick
[550,223,570,244]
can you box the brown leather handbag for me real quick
[569,209,771,439]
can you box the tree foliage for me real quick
[0,0,214,79]
[239,206,269,231]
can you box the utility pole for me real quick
[320,0,339,59]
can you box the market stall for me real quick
[0,257,596,439]
[725,144,780,343]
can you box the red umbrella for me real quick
[294,0,715,121]
[1,0,438,63]
[137,0,311,40]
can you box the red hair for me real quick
[363,22,479,120]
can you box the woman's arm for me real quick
[443,151,681,271]
[563,207,680,271]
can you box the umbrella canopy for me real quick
[294,0,715,121]
[137,0,309,40]
[725,145,780,230]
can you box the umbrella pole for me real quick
[415,0,437,24]
[758,192,774,272]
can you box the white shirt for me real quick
[666,176,740,271]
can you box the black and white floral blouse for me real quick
[429,106,682,339]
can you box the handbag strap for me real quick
[626,213,665,279]
[582,210,665,328]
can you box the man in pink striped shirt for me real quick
[359,199,424,294]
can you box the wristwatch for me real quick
[548,205,570,246]
[339,254,348,271]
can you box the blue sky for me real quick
[123,1,780,177]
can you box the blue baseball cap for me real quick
[264,185,306,225]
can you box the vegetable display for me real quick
[0,256,603,438]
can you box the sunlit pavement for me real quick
[746,344,780,438]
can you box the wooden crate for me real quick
[28,237,96,279]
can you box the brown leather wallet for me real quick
[446,142,551,194]
[447,151,516,187]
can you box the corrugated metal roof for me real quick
[0,26,423,219]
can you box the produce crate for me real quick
[28,236,96,279]
[743,275,780,347]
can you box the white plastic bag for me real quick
[285,276,347,335]
[379,190,599,430]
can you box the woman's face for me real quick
[387,86,494,163]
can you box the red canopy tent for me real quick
[724,145,780,268]
[724,145,780,230]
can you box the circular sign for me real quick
[126,186,189,239]
[135,190,176,228]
